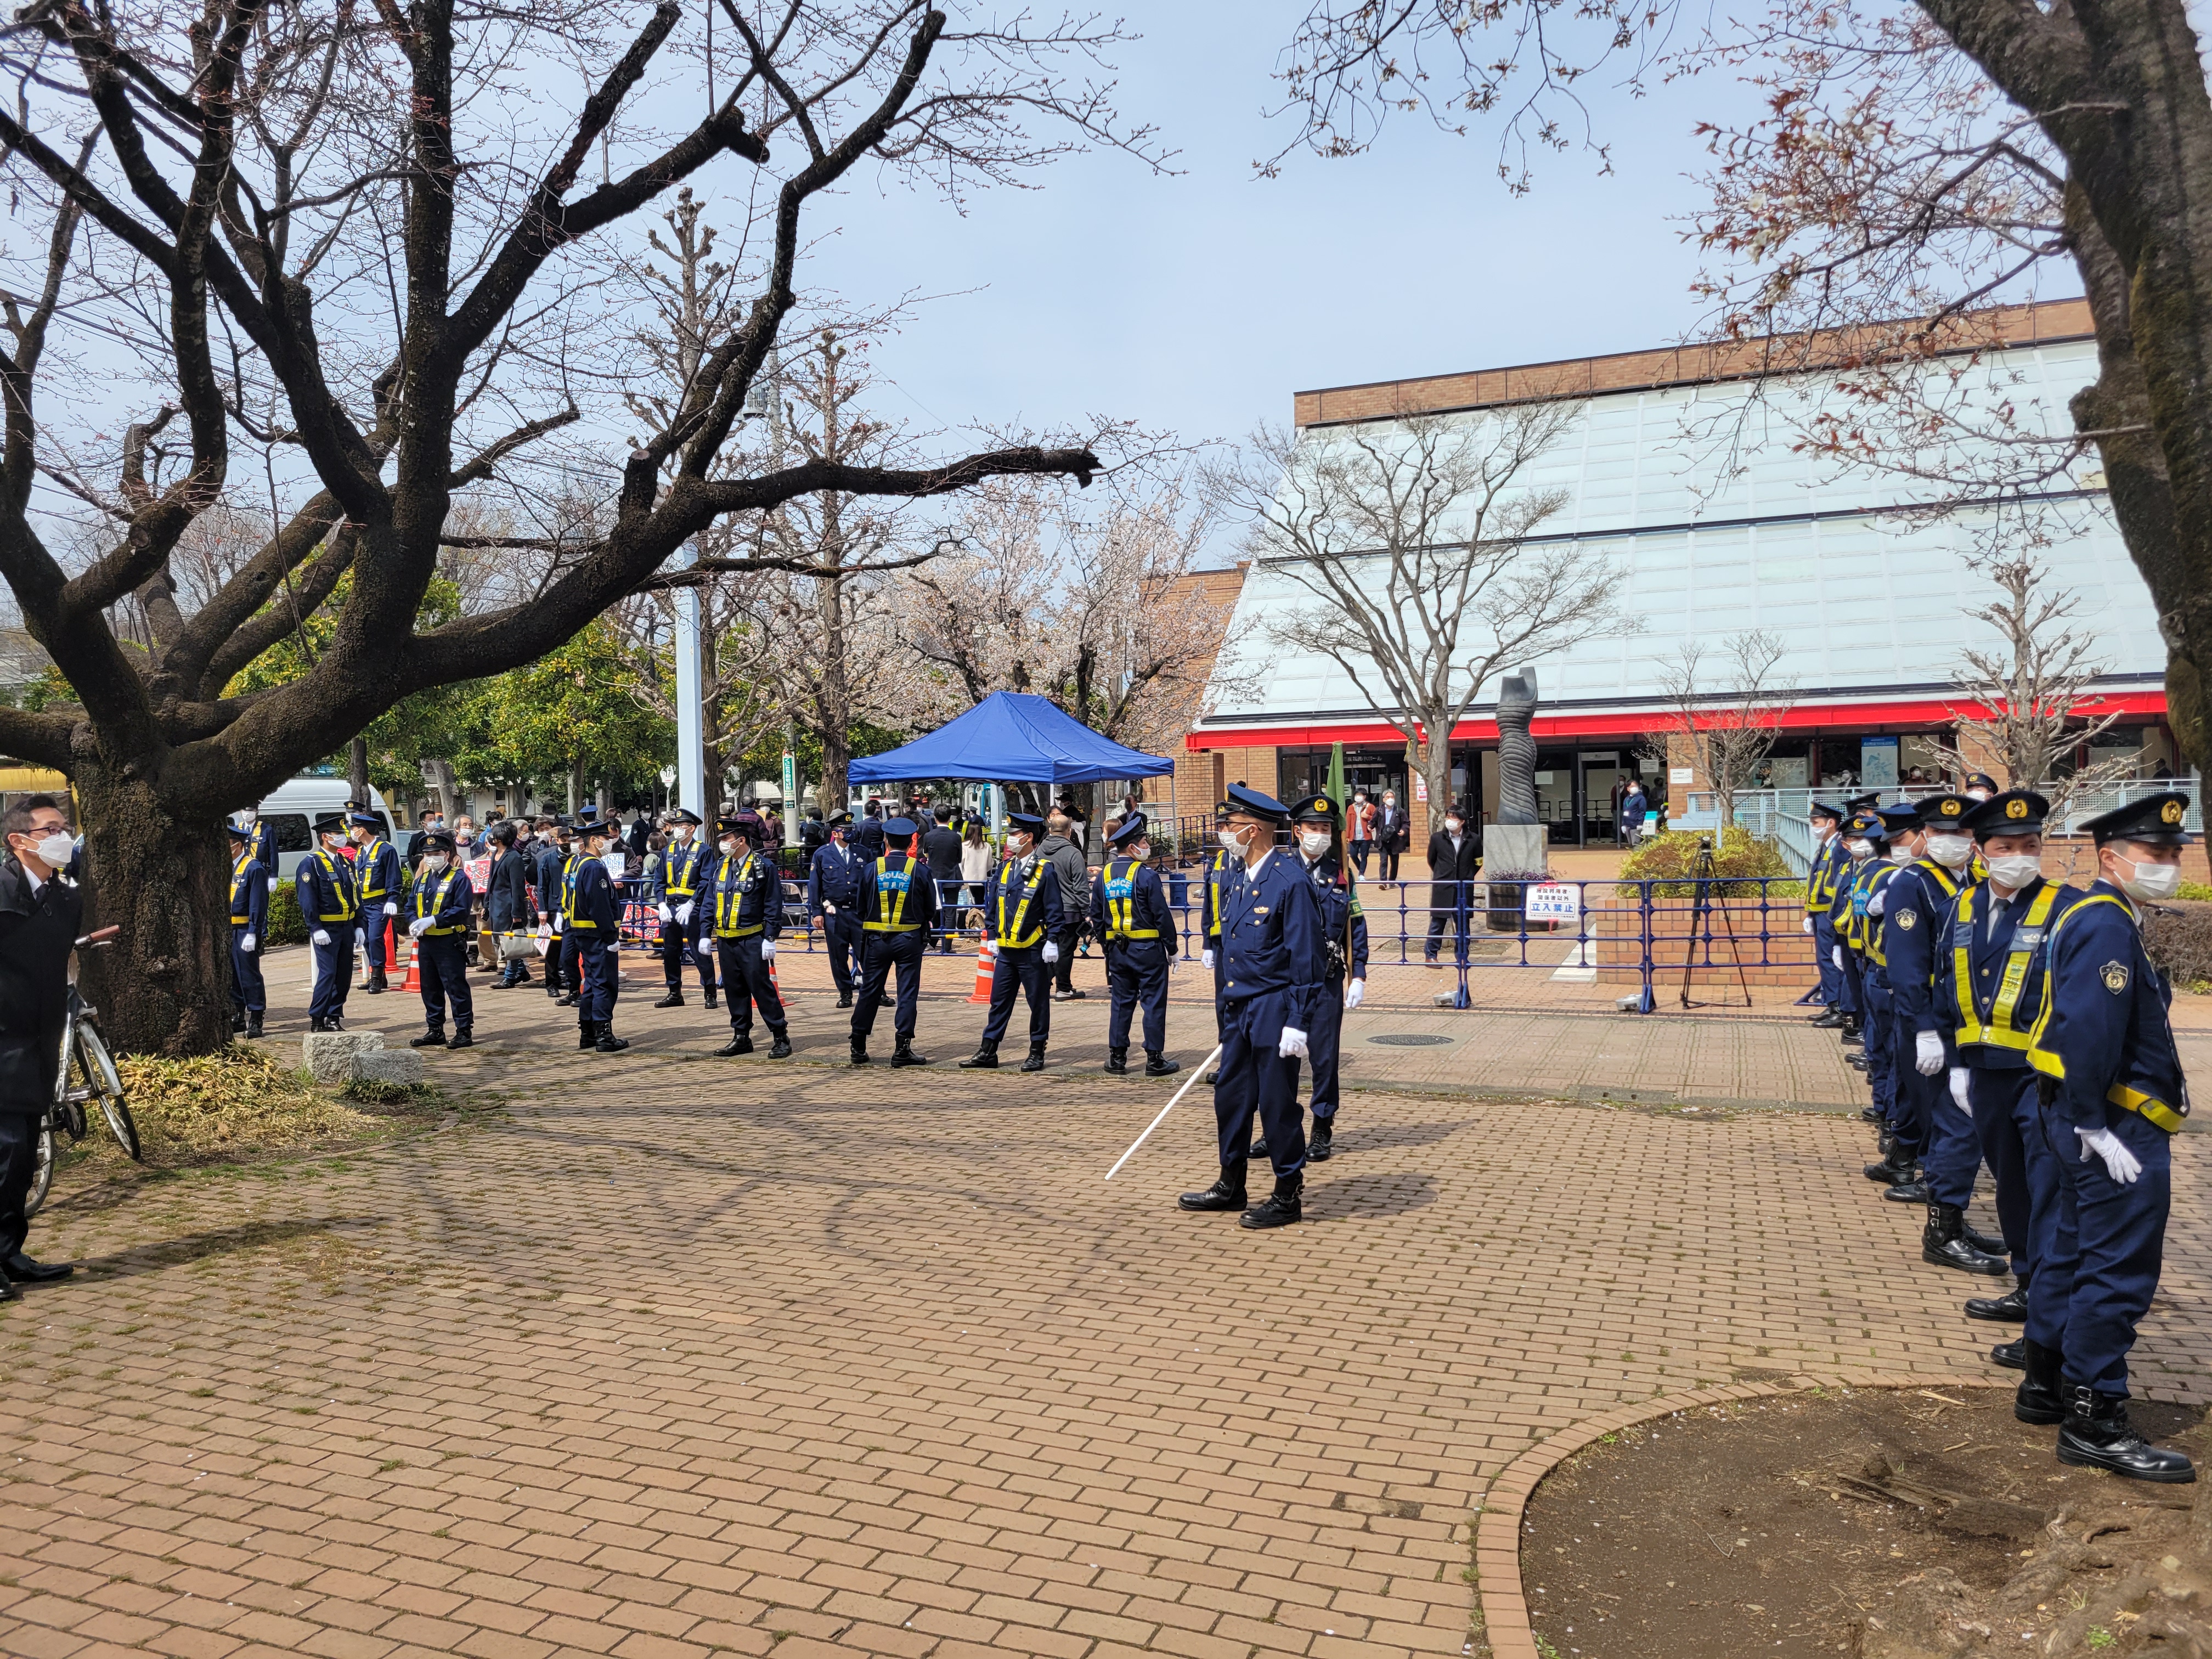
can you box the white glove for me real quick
[1914,1030,1945,1076]
[2078,1125,2144,1184]
[760,940,776,961]
[1345,979,1364,1009]
[1801,915,1813,935]
[657,903,673,923]
[240,933,257,953]
[1832,945,1844,969]
[1278,1026,1310,1059]
[311,928,331,947]
[1201,948,1215,970]
[1868,889,1887,916]
[383,901,398,916]
[551,915,565,933]
[408,916,433,938]
[1041,941,1060,963]
[675,901,694,926]
[266,877,278,896]
[822,901,837,915]
[1948,1066,1972,1115]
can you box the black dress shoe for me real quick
[556,992,578,1008]
[1144,1051,1179,1078]
[1250,1136,1269,1160]
[309,1018,329,1033]
[1240,1174,1304,1229]
[653,990,685,1009]
[1960,1218,2007,1256]
[1178,1172,1247,1212]
[768,1034,792,1059]
[960,1044,1000,1070]
[4,1253,72,1283]
[850,1042,871,1066]
[409,1030,446,1048]
[1989,1338,2026,1370]
[1308,1119,1335,1163]
[595,1030,630,1054]
[447,1031,474,1050]
[1200,1069,1219,1086]
[1883,1179,1932,1204]
[2058,1384,2197,1482]
[1811,1008,1846,1028]
[1842,1031,1864,1048]
[703,991,719,1011]
[1923,1204,2009,1274]
[1019,1043,1047,1073]
[837,993,854,1008]
[1846,1054,1869,1071]
[1859,1104,1883,1122]
[1864,1148,1917,1184]
[1103,1047,1128,1075]
[0,1276,16,1301]
[715,1036,753,1057]
[1966,1284,2029,1322]
[889,1040,928,1067]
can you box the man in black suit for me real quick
[921,806,966,952]
[1374,789,1408,881]
[0,794,83,1296]
[1424,801,1482,966]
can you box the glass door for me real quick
[1533,748,1579,845]
[1581,752,1625,846]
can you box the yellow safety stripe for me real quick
[665,841,703,897]
[561,851,595,929]
[1206,851,1225,938]
[1104,857,1159,940]
[714,852,765,938]
[1950,881,2061,1051]
[993,859,1048,947]
[311,850,358,923]
[230,851,255,924]
[1915,857,1962,900]
[413,869,464,936]
[2105,1082,2188,1133]
[359,838,391,900]
[2023,892,2186,1130]
[864,856,921,932]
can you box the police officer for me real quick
[707,813,791,1059]
[1844,809,1907,1164]
[653,808,720,1009]
[1179,785,1325,1231]
[808,812,866,1008]
[1804,800,1848,1026]
[535,820,572,1001]
[404,828,477,1048]
[1881,792,2008,1274]
[1831,793,1883,1057]
[225,819,268,1040]
[1289,794,1368,1164]
[484,820,537,988]
[1934,789,2074,1368]
[349,811,402,993]
[297,812,362,1032]
[565,817,627,1053]
[960,811,1062,1073]
[553,822,591,1009]
[2020,791,2196,1481]
[1198,805,1232,1086]
[1094,812,1180,1078]
[850,816,936,1066]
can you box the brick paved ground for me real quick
[4,950,2209,1659]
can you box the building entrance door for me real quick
[1533,748,1578,846]
[1581,752,1626,846]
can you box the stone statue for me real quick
[1495,668,1539,827]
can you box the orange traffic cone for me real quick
[969,938,997,1003]
[400,936,422,993]
[769,952,790,1000]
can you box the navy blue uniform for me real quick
[354,836,402,978]
[295,848,361,1025]
[1848,859,1901,1127]
[709,849,787,1039]
[1830,849,1867,1022]
[851,851,937,1046]
[227,848,269,1019]
[980,853,1062,1047]
[1807,833,1849,1008]
[1299,851,1369,1123]
[563,853,623,1028]
[808,838,867,999]
[1882,855,1973,1204]
[1215,849,1326,1179]
[2025,883,2192,1398]
[659,837,719,996]
[1092,855,1177,1054]
[409,864,477,1035]
[534,842,571,996]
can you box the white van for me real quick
[251,777,399,881]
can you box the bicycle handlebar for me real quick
[75,926,119,947]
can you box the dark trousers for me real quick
[310,923,357,1024]
[1423,885,1465,960]
[2032,1098,2171,1396]
[931,877,961,949]
[359,908,392,977]
[853,930,924,1042]
[715,935,787,1035]
[1839,943,1861,1018]
[1378,845,1401,881]
[981,945,1051,1046]
[1214,993,1306,1180]
[1970,1064,2059,1289]
[543,928,566,994]
[1893,1011,1979,1205]
[560,930,583,1000]
[229,930,265,1016]
[661,908,717,992]
[1210,938,1225,1044]
[1863,977,1900,1137]
[0,1109,41,1261]
[823,912,862,998]
[1049,923,1079,993]
[1347,839,1373,877]
[1813,913,1842,1006]
[1308,973,1345,1120]
[1104,938,1170,1052]
[417,933,473,1032]
[575,934,618,1024]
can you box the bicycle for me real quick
[25,925,141,1218]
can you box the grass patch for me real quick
[341,1075,438,1108]
[114,1046,379,1160]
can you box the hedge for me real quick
[2141,899,2212,992]
[1617,826,1800,900]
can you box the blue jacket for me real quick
[857,850,938,939]
[1216,849,1326,1030]
[295,847,360,926]
[485,845,535,931]
[1933,875,2078,1071]
[981,852,1062,947]
[1297,851,1369,979]
[354,837,402,912]
[409,865,477,936]
[661,837,714,903]
[563,853,622,936]
[1091,855,1177,955]
[2028,880,2192,1134]
[808,838,867,916]
[534,843,568,913]
[228,850,269,936]
[1875,857,1965,1030]
[707,849,782,940]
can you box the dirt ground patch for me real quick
[1522,1385,2212,1659]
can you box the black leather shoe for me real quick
[4,1252,72,1283]
[309,1018,329,1032]
[1923,1203,2009,1274]
[1240,1173,1304,1229]
[1846,1054,1869,1071]
[1178,1171,1247,1212]
[1200,1069,1219,1085]
[0,1276,16,1301]
[653,990,685,1008]
[1020,1044,1047,1073]
[1961,1218,2007,1256]
[890,1040,928,1067]
[768,1033,792,1059]
[1864,1148,1917,1185]
[366,974,387,996]
[837,993,854,1008]
[960,1043,1000,1070]
[1103,1047,1128,1075]
[1967,1284,2029,1322]
[231,1015,247,1034]
[1250,1136,1269,1161]
[715,1035,754,1057]
[556,992,578,1008]
[447,1031,473,1050]
[1144,1051,1179,1078]
[578,1023,597,1050]
[1884,1178,1932,1204]
[1811,1008,1845,1028]
[703,991,719,1011]
[1989,1338,2026,1370]
[245,1013,263,1039]
[409,1030,446,1048]
[1842,1031,1864,1048]
[2057,1384,2197,1482]
[1859,1104,1883,1122]
[850,1042,871,1065]
[2015,1339,2065,1424]
[595,1029,630,1054]
[1308,1119,1335,1163]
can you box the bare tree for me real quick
[1645,630,1796,832]
[1220,407,1629,821]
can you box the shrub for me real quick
[112,1046,375,1159]
[2141,899,2212,993]
[1618,826,1799,900]
[267,878,308,945]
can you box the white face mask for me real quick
[25,830,71,868]
[1007,836,1032,857]
[1299,830,1332,856]
[1844,839,1874,860]
[1888,844,1915,865]
[673,823,693,841]
[1985,854,2042,890]
[2112,853,2183,903]
[1445,820,1464,835]
[1966,789,1993,802]
[422,853,449,873]
[1925,833,1973,870]
[720,839,740,858]
[1218,828,1248,855]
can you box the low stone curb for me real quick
[1471,1370,2007,1659]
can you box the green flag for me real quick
[1327,742,1347,815]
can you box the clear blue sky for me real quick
[802,2,1762,450]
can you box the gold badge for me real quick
[2006,798,2028,820]
[2162,800,2185,825]
[1896,909,1916,930]
[1941,800,1961,817]
[2102,961,2130,994]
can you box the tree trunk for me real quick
[74,760,232,1057]
[348,736,370,806]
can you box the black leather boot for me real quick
[1020,1042,1047,1073]
[1960,1217,2007,1255]
[1144,1051,1178,1078]
[960,1040,1001,1070]
[1240,1172,1304,1229]
[1177,1167,1247,1212]
[577,1021,597,1050]
[1103,1047,1128,1075]
[410,1028,446,1048]
[1811,1007,1844,1028]
[768,1029,792,1059]
[595,1025,630,1054]
[231,1013,247,1034]
[367,968,387,995]
[1308,1118,1335,1163]
[1883,1176,1932,1204]
[245,1012,263,1040]
[654,988,685,1008]
[837,992,854,1008]
[850,1040,871,1065]
[703,989,719,1011]
[447,1030,473,1050]
[556,991,579,1008]
[1864,1144,1917,1184]
[1859,1104,1883,1122]
[1989,1338,2025,1370]
[1967,1284,2029,1322]
[715,1034,754,1057]
[890,1037,928,1067]
[1923,1203,2008,1274]
[2057,1384,2197,1482]
[2015,1339,2065,1424]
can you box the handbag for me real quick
[498,932,535,962]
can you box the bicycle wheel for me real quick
[76,1023,140,1163]
[24,1118,54,1218]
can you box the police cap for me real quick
[826,811,853,828]
[417,829,455,854]
[312,812,349,837]
[664,808,702,827]
[1809,799,1846,824]
[1876,802,1923,836]
[224,818,252,840]
[1006,811,1046,836]
[881,816,917,838]
[1107,812,1150,848]
[1844,793,1882,814]
[1290,792,1338,825]
[2082,791,2194,847]
[715,815,754,839]
[1845,809,1887,842]
[1918,793,1977,829]
[1963,771,2000,795]
[1962,789,2050,839]
[347,811,381,828]
[1221,782,1291,825]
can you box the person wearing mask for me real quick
[1804,801,1850,1028]
[2022,792,2197,1482]
[627,806,652,862]
[1831,792,1883,1059]
[922,806,965,953]
[225,819,269,1039]
[1178,786,1325,1231]
[849,817,939,1066]
[958,818,992,926]
[1288,794,1368,1164]
[533,819,570,1001]
[404,828,478,1049]
[0,793,84,1297]
[297,814,362,1032]
[1933,791,2074,1383]
[808,812,866,1008]
[348,811,401,994]
[405,805,447,870]
[1878,793,2008,1276]
[1345,791,1375,877]
[1423,803,1481,966]
[652,808,719,1009]
[961,812,1063,1073]
[563,816,627,1052]
[452,814,479,859]
[1040,811,1089,1001]
[1963,772,2000,802]
[1617,777,1647,847]
[1374,789,1407,882]
[1197,804,1233,1087]
[1093,814,1180,1079]
[706,813,791,1059]
[801,810,828,856]
[484,820,537,989]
